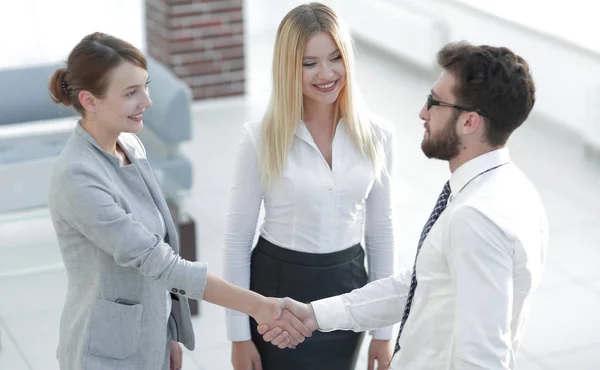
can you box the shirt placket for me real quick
[323,129,341,247]
[297,123,338,248]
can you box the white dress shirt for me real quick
[313,148,548,369]
[223,119,396,341]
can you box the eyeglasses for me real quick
[426,94,490,118]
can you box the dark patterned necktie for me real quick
[393,181,451,354]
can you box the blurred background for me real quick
[1,0,599,369]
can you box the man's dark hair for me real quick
[437,41,536,146]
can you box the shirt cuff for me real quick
[370,325,394,340]
[312,296,347,332]
[226,313,252,342]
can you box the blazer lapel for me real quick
[137,160,180,254]
[119,138,180,254]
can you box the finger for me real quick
[271,331,289,347]
[367,352,375,370]
[176,349,183,369]
[288,311,312,338]
[262,327,282,342]
[377,360,391,370]
[279,310,309,342]
[270,331,289,347]
[171,357,180,370]
[380,361,391,370]
[282,297,302,316]
[175,343,183,367]
[280,334,298,347]
[271,298,284,320]
[251,355,263,370]
[281,321,305,344]
[277,336,290,349]
[257,324,270,335]
[170,347,176,370]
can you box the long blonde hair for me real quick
[260,2,385,187]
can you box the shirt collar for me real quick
[294,120,311,142]
[449,148,511,195]
[294,118,345,145]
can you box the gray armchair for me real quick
[0,57,194,214]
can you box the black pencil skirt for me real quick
[249,236,368,370]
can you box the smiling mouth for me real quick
[128,113,143,122]
[313,80,338,92]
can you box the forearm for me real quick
[365,176,396,340]
[313,270,411,333]
[204,273,265,318]
[365,240,395,340]
[221,122,264,340]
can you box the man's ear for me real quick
[460,111,482,135]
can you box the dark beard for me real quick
[421,111,461,160]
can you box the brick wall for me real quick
[146,0,245,100]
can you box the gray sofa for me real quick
[0,57,193,214]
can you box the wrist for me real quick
[306,303,319,331]
[307,303,316,318]
[247,294,268,320]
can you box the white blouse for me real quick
[223,119,397,341]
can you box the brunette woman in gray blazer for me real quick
[48,32,310,370]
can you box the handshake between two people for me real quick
[252,297,317,349]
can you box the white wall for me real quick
[454,0,600,56]
[244,0,448,70]
[3,0,599,147]
[0,0,146,69]
[244,0,600,148]
[403,0,600,145]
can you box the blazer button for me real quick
[171,288,178,293]
[179,290,186,295]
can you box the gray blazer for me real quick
[49,123,207,370]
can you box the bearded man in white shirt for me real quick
[257,41,549,370]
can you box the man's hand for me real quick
[257,297,318,348]
[250,297,312,348]
[367,339,392,370]
[169,340,182,370]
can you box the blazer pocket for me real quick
[88,298,144,360]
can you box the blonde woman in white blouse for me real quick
[223,3,397,370]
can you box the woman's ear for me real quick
[78,90,98,113]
